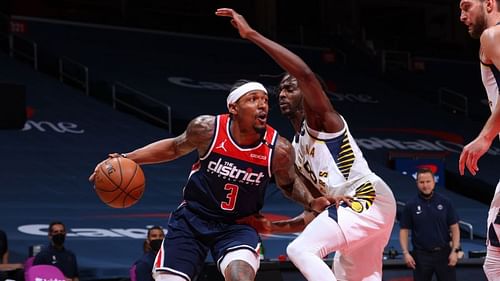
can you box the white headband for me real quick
[227,82,267,109]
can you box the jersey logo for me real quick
[216,139,228,152]
[207,158,265,185]
[416,205,422,215]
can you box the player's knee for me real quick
[224,260,255,281]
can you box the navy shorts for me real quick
[153,206,260,281]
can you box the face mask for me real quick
[149,239,163,252]
[52,233,65,246]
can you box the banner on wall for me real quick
[393,158,446,185]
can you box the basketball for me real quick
[93,157,145,208]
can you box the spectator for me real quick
[33,222,79,281]
[0,230,23,281]
[133,226,165,281]
[399,168,461,281]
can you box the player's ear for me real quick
[486,0,494,12]
[228,103,237,115]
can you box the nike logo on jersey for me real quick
[207,158,265,184]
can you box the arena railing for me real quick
[380,49,411,74]
[112,81,172,134]
[438,87,469,117]
[9,33,38,70]
[59,56,89,96]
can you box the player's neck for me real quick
[229,123,263,147]
[289,111,305,133]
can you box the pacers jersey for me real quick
[480,59,500,139]
[182,114,278,222]
[292,116,384,207]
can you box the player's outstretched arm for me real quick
[89,115,214,182]
[216,8,343,132]
[459,29,500,176]
[125,115,214,165]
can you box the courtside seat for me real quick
[25,265,66,281]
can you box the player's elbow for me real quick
[294,68,316,84]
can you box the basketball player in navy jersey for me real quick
[89,80,334,281]
[217,8,397,281]
[459,1,500,279]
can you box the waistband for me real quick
[415,246,450,253]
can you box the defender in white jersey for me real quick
[217,8,396,281]
[460,1,500,279]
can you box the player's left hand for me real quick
[88,153,124,182]
[236,213,272,234]
[308,195,353,214]
[458,136,491,176]
[215,8,254,39]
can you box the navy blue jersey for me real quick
[182,114,278,221]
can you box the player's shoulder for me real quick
[481,25,500,45]
[187,115,216,134]
[274,135,293,152]
[190,115,216,126]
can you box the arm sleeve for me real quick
[33,252,46,265]
[135,261,153,281]
[446,200,459,225]
[399,203,412,229]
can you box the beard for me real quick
[253,125,266,135]
[470,10,487,39]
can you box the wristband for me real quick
[120,153,127,158]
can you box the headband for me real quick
[227,82,267,109]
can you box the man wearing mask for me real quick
[34,222,79,281]
[132,226,165,281]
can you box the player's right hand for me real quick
[308,195,353,214]
[88,153,123,183]
[236,213,272,234]
[215,8,254,39]
[458,136,491,176]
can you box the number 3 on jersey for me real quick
[221,183,239,210]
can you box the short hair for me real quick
[279,72,329,93]
[230,79,252,93]
[147,225,163,238]
[416,168,434,179]
[49,221,65,233]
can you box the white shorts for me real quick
[288,175,396,281]
[487,180,500,247]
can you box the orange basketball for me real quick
[93,157,145,208]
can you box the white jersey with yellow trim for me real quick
[292,116,373,195]
[289,115,396,280]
